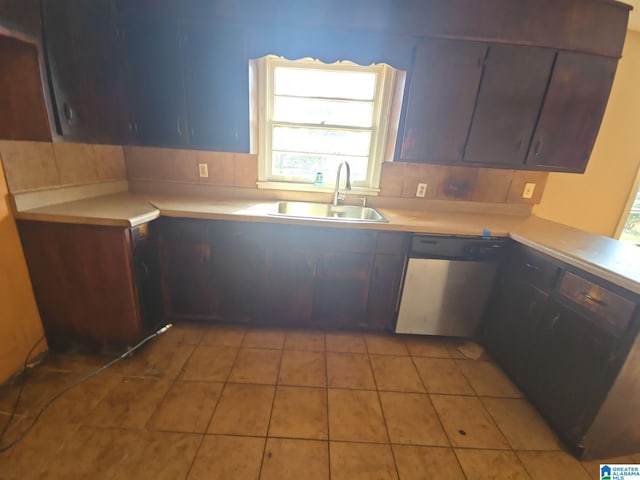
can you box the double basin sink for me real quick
[269,201,387,223]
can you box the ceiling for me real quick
[620,0,640,31]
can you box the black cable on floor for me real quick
[0,336,46,442]
[0,323,173,454]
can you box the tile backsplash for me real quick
[0,140,547,208]
[125,145,547,206]
[0,140,127,193]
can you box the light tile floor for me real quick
[0,323,639,479]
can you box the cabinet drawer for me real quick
[160,218,209,242]
[510,246,560,291]
[376,232,408,255]
[558,272,636,332]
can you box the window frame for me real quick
[256,55,396,193]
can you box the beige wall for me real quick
[0,160,46,383]
[534,30,640,237]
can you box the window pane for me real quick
[273,126,371,157]
[274,67,376,100]
[272,151,369,182]
[621,189,640,243]
[274,96,374,127]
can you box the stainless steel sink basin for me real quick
[269,201,388,223]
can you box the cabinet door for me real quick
[262,247,316,325]
[463,45,554,166]
[42,0,126,142]
[525,52,617,172]
[482,278,549,384]
[211,223,265,323]
[313,252,373,327]
[529,299,618,443]
[123,18,187,147]
[182,21,250,152]
[159,239,218,317]
[398,39,487,163]
[366,254,405,330]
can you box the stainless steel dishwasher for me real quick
[395,234,507,337]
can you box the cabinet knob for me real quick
[533,139,543,156]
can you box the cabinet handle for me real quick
[177,117,183,136]
[533,139,542,156]
[189,126,194,138]
[550,314,560,328]
[138,261,149,279]
[524,262,540,271]
[581,291,607,307]
[63,102,73,125]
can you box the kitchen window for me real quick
[255,55,398,192]
[619,186,640,244]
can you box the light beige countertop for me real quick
[13,192,640,295]
[14,192,160,227]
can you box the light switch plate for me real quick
[416,183,427,198]
[522,182,536,199]
[198,163,209,178]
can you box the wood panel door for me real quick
[159,239,218,318]
[528,299,619,443]
[123,17,188,147]
[262,247,316,325]
[482,278,549,384]
[210,223,266,323]
[17,221,143,350]
[42,0,126,143]
[366,254,405,330]
[463,45,555,166]
[312,252,373,327]
[398,39,487,163]
[182,21,250,152]
[525,52,617,172]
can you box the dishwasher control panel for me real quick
[409,235,507,261]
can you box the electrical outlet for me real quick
[522,182,536,199]
[416,183,427,198]
[198,163,209,178]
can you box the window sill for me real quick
[256,181,380,196]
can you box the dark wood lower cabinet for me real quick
[157,218,408,331]
[481,243,640,459]
[527,299,619,445]
[17,220,163,351]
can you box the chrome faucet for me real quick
[333,161,351,205]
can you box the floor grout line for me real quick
[364,336,401,480]
[183,327,246,479]
[256,337,285,480]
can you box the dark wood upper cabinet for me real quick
[0,35,52,141]
[182,21,250,152]
[122,18,187,147]
[42,0,126,143]
[463,45,555,167]
[398,39,487,164]
[525,52,617,172]
[0,0,41,38]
